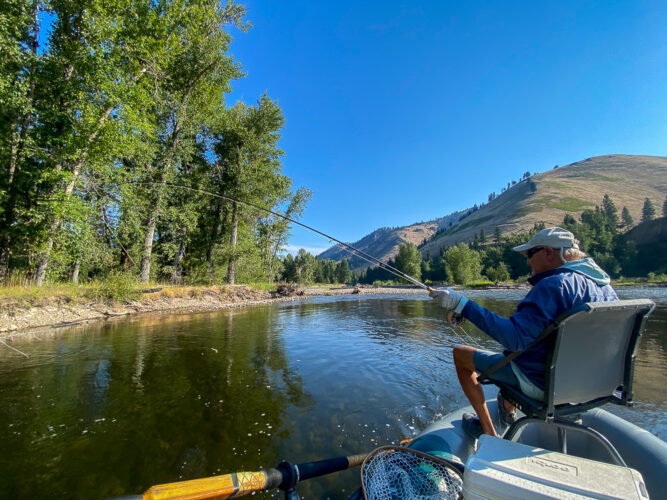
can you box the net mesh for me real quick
[361,446,463,500]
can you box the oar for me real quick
[111,453,367,500]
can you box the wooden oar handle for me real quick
[143,470,271,500]
[138,452,368,499]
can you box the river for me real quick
[0,288,665,499]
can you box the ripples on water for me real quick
[0,288,665,499]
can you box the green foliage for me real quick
[0,1,311,289]
[335,259,351,284]
[395,242,422,282]
[493,226,502,245]
[280,252,351,285]
[444,243,482,285]
[602,194,619,232]
[486,262,510,282]
[89,272,139,303]
[621,206,634,228]
[642,198,656,223]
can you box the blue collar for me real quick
[527,267,572,286]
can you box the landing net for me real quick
[361,446,463,500]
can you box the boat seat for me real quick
[478,299,656,463]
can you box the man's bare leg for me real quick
[453,345,498,436]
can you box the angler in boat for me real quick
[428,227,618,440]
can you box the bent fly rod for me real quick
[129,182,473,341]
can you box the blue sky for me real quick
[226,1,667,255]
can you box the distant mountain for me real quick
[318,211,465,269]
[320,155,667,270]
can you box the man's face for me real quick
[527,246,561,275]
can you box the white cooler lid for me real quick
[463,435,649,499]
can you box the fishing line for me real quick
[127,181,428,289]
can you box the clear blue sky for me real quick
[226,1,667,255]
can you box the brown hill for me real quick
[421,155,667,256]
[320,155,667,269]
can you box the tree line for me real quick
[1,0,310,286]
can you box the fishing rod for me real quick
[127,181,476,344]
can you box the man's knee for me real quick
[453,345,477,371]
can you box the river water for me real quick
[1,288,665,499]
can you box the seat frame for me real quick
[477,299,655,461]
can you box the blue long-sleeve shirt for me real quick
[461,258,618,388]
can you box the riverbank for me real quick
[2,279,661,339]
[0,284,434,337]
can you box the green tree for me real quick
[621,207,633,229]
[335,259,351,284]
[292,249,316,283]
[209,96,288,284]
[394,242,422,282]
[602,194,619,233]
[0,0,41,281]
[486,262,510,282]
[641,198,655,223]
[493,226,502,245]
[134,1,247,283]
[663,196,667,217]
[444,243,482,285]
[257,186,312,283]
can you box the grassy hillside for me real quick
[421,155,667,256]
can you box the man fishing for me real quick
[429,227,618,439]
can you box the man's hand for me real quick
[429,287,465,311]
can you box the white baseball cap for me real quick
[513,227,579,255]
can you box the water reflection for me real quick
[0,310,309,499]
[0,290,664,499]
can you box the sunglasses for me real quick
[526,247,546,259]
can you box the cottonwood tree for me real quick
[0,0,42,281]
[31,0,162,285]
[444,243,482,285]
[395,242,422,282]
[133,0,247,283]
[256,186,312,283]
[208,95,288,284]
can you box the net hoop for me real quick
[361,445,463,500]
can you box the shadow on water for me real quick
[0,288,665,499]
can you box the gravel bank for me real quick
[0,285,428,339]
